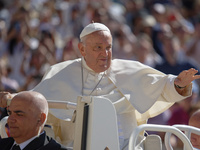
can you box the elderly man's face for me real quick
[7,97,40,143]
[190,133,200,149]
[79,30,112,73]
[189,120,200,149]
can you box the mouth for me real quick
[191,143,199,147]
[9,125,18,130]
[99,58,107,61]
[99,57,109,63]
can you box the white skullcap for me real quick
[80,22,111,39]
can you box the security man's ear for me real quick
[38,113,46,125]
[78,42,86,56]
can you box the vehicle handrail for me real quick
[129,124,193,150]
[47,100,77,110]
[165,124,200,150]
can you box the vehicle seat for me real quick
[144,134,162,150]
[46,111,75,147]
[135,134,162,150]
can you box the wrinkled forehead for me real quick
[10,96,32,111]
[84,30,112,44]
[10,98,26,107]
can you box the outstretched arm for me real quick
[174,68,200,95]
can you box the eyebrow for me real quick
[94,43,112,46]
[7,109,25,115]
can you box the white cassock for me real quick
[33,58,192,148]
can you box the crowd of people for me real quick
[1,0,200,149]
[0,0,200,92]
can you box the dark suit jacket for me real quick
[0,132,69,150]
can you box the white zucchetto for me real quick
[80,22,111,39]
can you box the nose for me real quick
[190,135,197,144]
[101,49,109,57]
[7,115,16,123]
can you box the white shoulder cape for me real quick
[33,58,191,123]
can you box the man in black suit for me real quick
[0,91,70,150]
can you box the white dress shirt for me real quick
[11,133,40,150]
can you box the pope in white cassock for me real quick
[1,23,200,149]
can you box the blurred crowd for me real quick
[1,0,200,147]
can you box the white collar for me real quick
[81,57,95,72]
[14,131,44,150]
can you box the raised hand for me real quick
[0,92,13,108]
[174,68,200,88]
